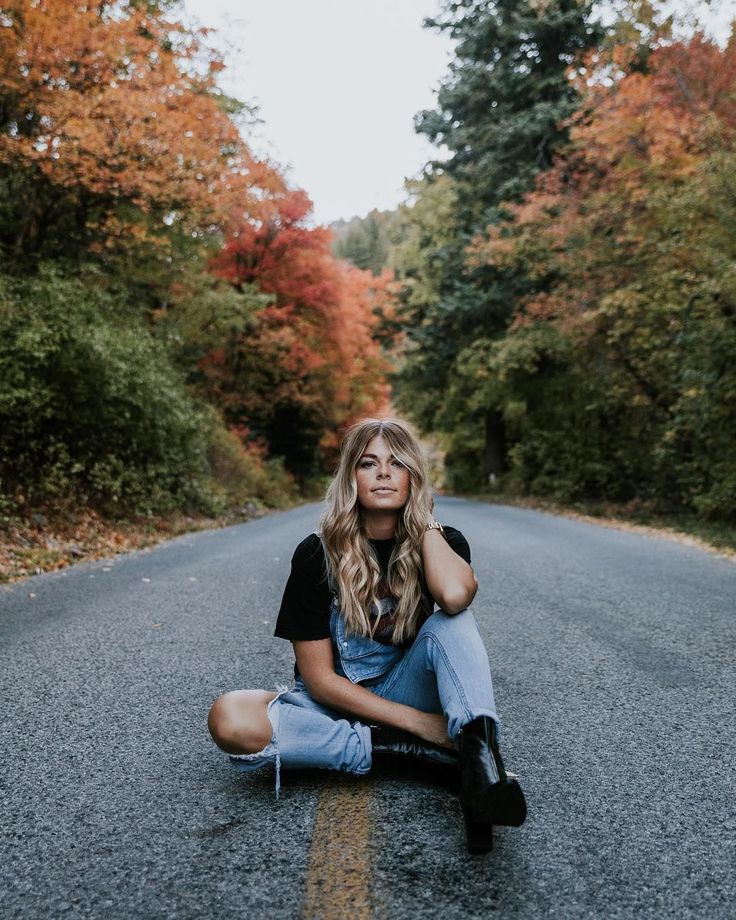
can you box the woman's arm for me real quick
[294,638,452,748]
[421,527,478,615]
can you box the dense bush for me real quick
[0,269,245,515]
[205,421,299,511]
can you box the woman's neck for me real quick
[362,511,399,541]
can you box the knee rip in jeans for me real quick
[228,685,290,798]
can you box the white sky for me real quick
[181,0,734,226]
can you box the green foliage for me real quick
[205,422,299,511]
[393,0,601,476]
[389,176,459,318]
[160,267,274,372]
[389,0,736,523]
[417,0,600,227]
[444,67,736,520]
[0,267,228,515]
[332,210,393,275]
[0,0,393,528]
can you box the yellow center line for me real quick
[300,775,374,920]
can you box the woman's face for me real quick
[355,435,410,512]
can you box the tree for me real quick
[332,210,393,276]
[465,31,736,518]
[393,0,601,485]
[201,189,393,479]
[0,0,284,269]
[0,0,388,514]
[417,0,601,227]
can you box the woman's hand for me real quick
[409,710,454,749]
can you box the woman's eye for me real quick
[358,458,403,469]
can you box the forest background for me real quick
[1,0,735,579]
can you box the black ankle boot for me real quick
[458,716,527,853]
[369,725,460,769]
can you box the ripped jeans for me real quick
[227,605,500,797]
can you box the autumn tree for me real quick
[200,189,392,479]
[0,0,283,271]
[464,30,736,518]
[0,0,337,514]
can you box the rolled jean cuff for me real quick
[453,709,503,743]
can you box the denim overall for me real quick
[228,537,500,796]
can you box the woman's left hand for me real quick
[409,710,453,748]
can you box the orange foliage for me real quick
[470,33,736,331]
[0,1,394,482]
[0,0,284,245]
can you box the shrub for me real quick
[0,268,222,515]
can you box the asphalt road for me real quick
[1,497,734,919]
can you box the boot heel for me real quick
[459,716,528,833]
[462,804,493,854]
[476,776,527,827]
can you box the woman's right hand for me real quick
[294,640,456,748]
[409,710,454,749]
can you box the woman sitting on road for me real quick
[207,416,526,852]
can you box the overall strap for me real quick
[314,531,338,598]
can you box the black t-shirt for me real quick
[274,527,471,676]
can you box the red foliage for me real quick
[202,189,392,466]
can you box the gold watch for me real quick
[425,520,444,534]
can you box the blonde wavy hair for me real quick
[319,417,434,644]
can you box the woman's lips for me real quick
[372,487,396,493]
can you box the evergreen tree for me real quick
[418,0,601,226]
[333,210,392,275]
[393,0,601,485]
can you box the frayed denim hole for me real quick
[265,685,290,798]
[228,685,291,799]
